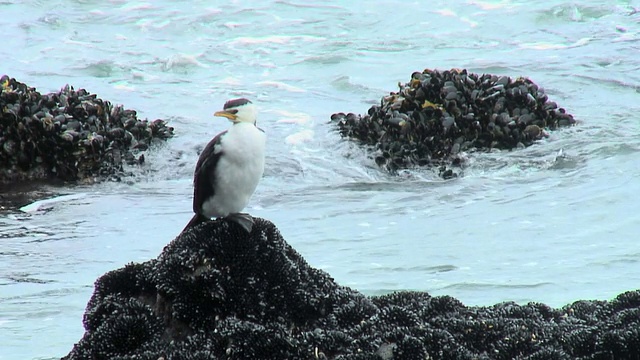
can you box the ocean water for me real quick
[1,1,639,358]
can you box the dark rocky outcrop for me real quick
[65,218,640,359]
[0,75,173,184]
[332,69,576,178]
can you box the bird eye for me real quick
[227,109,238,114]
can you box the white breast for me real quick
[202,123,266,218]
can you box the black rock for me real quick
[65,218,640,359]
[0,75,174,184]
[333,69,577,176]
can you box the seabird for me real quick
[183,98,266,233]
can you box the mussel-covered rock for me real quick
[332,69,576,177]
[0,75,174,184]
[64,218,640,359]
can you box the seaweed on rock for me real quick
[65,218,640,359]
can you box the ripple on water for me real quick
[296,54,351,65]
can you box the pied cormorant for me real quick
[183,98,266,233]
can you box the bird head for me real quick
[214,98,257,125]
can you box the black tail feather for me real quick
[225,213,255,233]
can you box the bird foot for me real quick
[224,213,255,233]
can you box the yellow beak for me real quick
[214,110,238,121]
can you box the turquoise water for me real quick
[1,1,640,359]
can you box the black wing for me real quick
[192,130,227,214]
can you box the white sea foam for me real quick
[256,81,306,93]
[285,130,314,145]
[20,193,87,214]
[272,110,312,124]
[518,38,591,50]
[229,35,325,46]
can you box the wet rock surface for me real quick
[0,75,174,184]
[65,218,640,359]
[332,69,576,178]
[0,180,59,213]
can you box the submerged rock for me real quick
[332,69,576,177]
[66,218,639,359]
[0,75,174,184]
